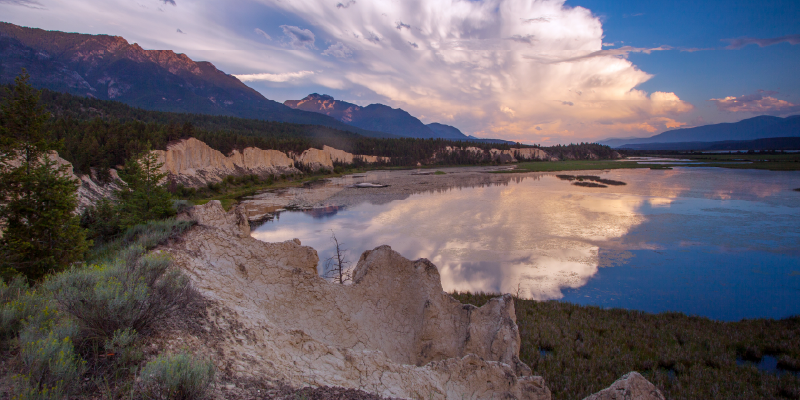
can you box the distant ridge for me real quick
[619,137,800,151]
[285,93,441,139]
[0,21,388,138]
[601,115,800,148]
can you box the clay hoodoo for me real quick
[152,137,297,187]
[164,201,551,399]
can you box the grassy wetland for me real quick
[452,292,800,400]
[508,153,800,173]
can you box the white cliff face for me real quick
[152,138,298,187]
[436,146,558,163]
[164,201,551,400]
[5,151,120,210]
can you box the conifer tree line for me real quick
[0,74,175,282]
[1,83,617,180]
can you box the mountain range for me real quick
[284,93,464,139]
[0,22,500,142]
[0,22,392,137]
[601,115,800,149]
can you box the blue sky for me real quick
[1,0,798,144]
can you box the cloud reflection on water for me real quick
[252,174,662,300]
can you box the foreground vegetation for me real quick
[0,218,213,399]
[452,292,800,400]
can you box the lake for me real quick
[251,167,800,321]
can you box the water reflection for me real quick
[251,168,800,320]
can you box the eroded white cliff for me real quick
[163,201,551,399]
[152,138,298,187]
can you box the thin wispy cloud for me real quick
[509,34,535,44]
[724,34,800,49]
[336,0,355,9]
[176,28,185,34]
[235,71,314,83]
[710,90,800,115]
[280,25,315,49]
[255,28,271,41]
[0,0,45,9]
[395,21,410,30]
[322,42,352,58]
[535,45,671,64]
[161,0,175,5]
[521,17,550,23]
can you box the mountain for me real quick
[426,123,469,140]
[285,94,439,139]
[0,22,388,138]
[619,137,800,151]
[601,115,800,148]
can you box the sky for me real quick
[1,0,798,145]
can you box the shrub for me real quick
[45,246,200,349]
[138,352,215,400]
[14,316,84,399]
[88,218,196,263]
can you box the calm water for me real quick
[252,168,800,321]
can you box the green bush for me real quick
[13,325,85,400]
[138,352,215,400]
[88,218,196,263]
[46,246,200,348]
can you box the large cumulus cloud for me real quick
[0,0,694,144]
[257,0,692,143]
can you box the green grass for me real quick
[434,170,447,175]
[505,154,800,173]
[451,292,800,400]
[508,160,649,172]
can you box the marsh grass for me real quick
[451,291,800,400]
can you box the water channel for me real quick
[249,167,800,321]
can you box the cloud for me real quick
[396,21,410,30]
[336,0,355,9]
[521,17,550,23]
[709,90,800,115]
[0,0,45,9]
[255,28,271,41]
[500,106,516,116]
[509,34,535,44]
[724,34,800,49]
[322,42,352,58]
[539,45,671,63]
[235,71,314,82]
[161,0,175,5]
[561,101,573,106]
[280,25,316,49]
[14,0,693,144]
[176,28,185,34]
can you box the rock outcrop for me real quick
[5,150,120,210]
[152,138,298,186]
[583,372,666,400]
[163,201,551,399]
[436,146,558,163]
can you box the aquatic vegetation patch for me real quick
[452,291,800,400]
[555,174,627,188]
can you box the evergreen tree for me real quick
[116,149,175,228]
[0,72,88,281]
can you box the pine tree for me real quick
[116,149,175,228]
[0,72,89,281]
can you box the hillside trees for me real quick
[0,73,88,281]
[116,149,175,228]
